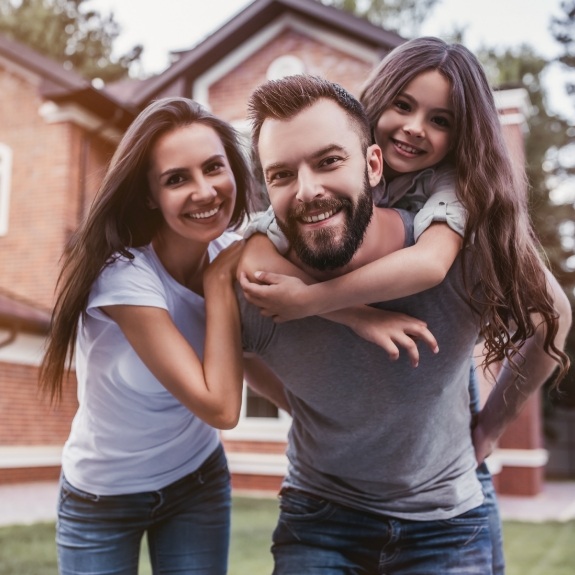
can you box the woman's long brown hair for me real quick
[40,97,253,402]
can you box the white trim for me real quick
[0,331,46,366]
[489,447,549,469]
[0,143,13,236]
[498,113,527,126]
[227,451,288,476]
[493,88,531,115]
[39,101,122,143]
[0,446,62,468]
[193,14,379,105]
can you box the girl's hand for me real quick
[239,271,314,321]
[343,306,439,368]
[471,417,497,465]
[204,240,245,289]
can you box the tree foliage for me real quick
[0,0,142,82]
[319,0,438,38]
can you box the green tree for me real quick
[319,0,438,37]
[0,0,142,82]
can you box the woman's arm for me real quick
[102,241,245,430]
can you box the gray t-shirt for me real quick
[239,210,484,520]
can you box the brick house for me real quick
[0,0,546,495]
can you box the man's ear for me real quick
[366,144,383,186]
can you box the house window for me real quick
[246,387,279,418]
[266,55,306,80]
[222,382,291,442]
[0,144,13,236]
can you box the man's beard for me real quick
[276,173,373,271]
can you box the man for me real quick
[238,75,570,574]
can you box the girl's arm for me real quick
[239,233,439,367]
[102,241,245,430]
[241,223,462,320]
[472,270,572,463]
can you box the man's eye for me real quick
[320,156,341,167]
[268,171,291,183]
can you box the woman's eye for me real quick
[394,100,410,112]
[205,162,224,174]
[166,173,185,186]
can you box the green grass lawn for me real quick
[0,496,574,574]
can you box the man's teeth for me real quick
[189,207,219,219]
[396,141,421,154]
[302,209,336,223]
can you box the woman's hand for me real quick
[204,239,245,290]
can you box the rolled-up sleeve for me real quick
[242,205,290,254]
[413,168,467,241]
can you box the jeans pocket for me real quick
[279,488,335,522]
[60,475,99,504]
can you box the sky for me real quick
[88,0,573,120]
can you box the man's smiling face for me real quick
[258,99,380,271]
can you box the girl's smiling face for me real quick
[375,69,454,181]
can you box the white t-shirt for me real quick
[62,231,239,495]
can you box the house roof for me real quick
[0,34,137,130]
[124,0,405,108]
[0,289,51,335]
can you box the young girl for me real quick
[40,97,252,575]
[239,37,570,575]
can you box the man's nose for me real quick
[295,168,323,203]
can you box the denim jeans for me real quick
[272,488,493,574]
[56,443,231,575]
[469,365,505,575]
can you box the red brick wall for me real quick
[0,63,114,310]
[208,28,375,122]
[0,361,77,445]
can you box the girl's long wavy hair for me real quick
[40,97,252,402]
[361,36,569,385]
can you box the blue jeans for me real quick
[57,444,231,575]
[469,366,505,575]
[272,488,491,575]
[272,488,493,574]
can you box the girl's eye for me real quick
[432,116,451,129]
[394,100,410,112]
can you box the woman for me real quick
[40,97,251,575]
